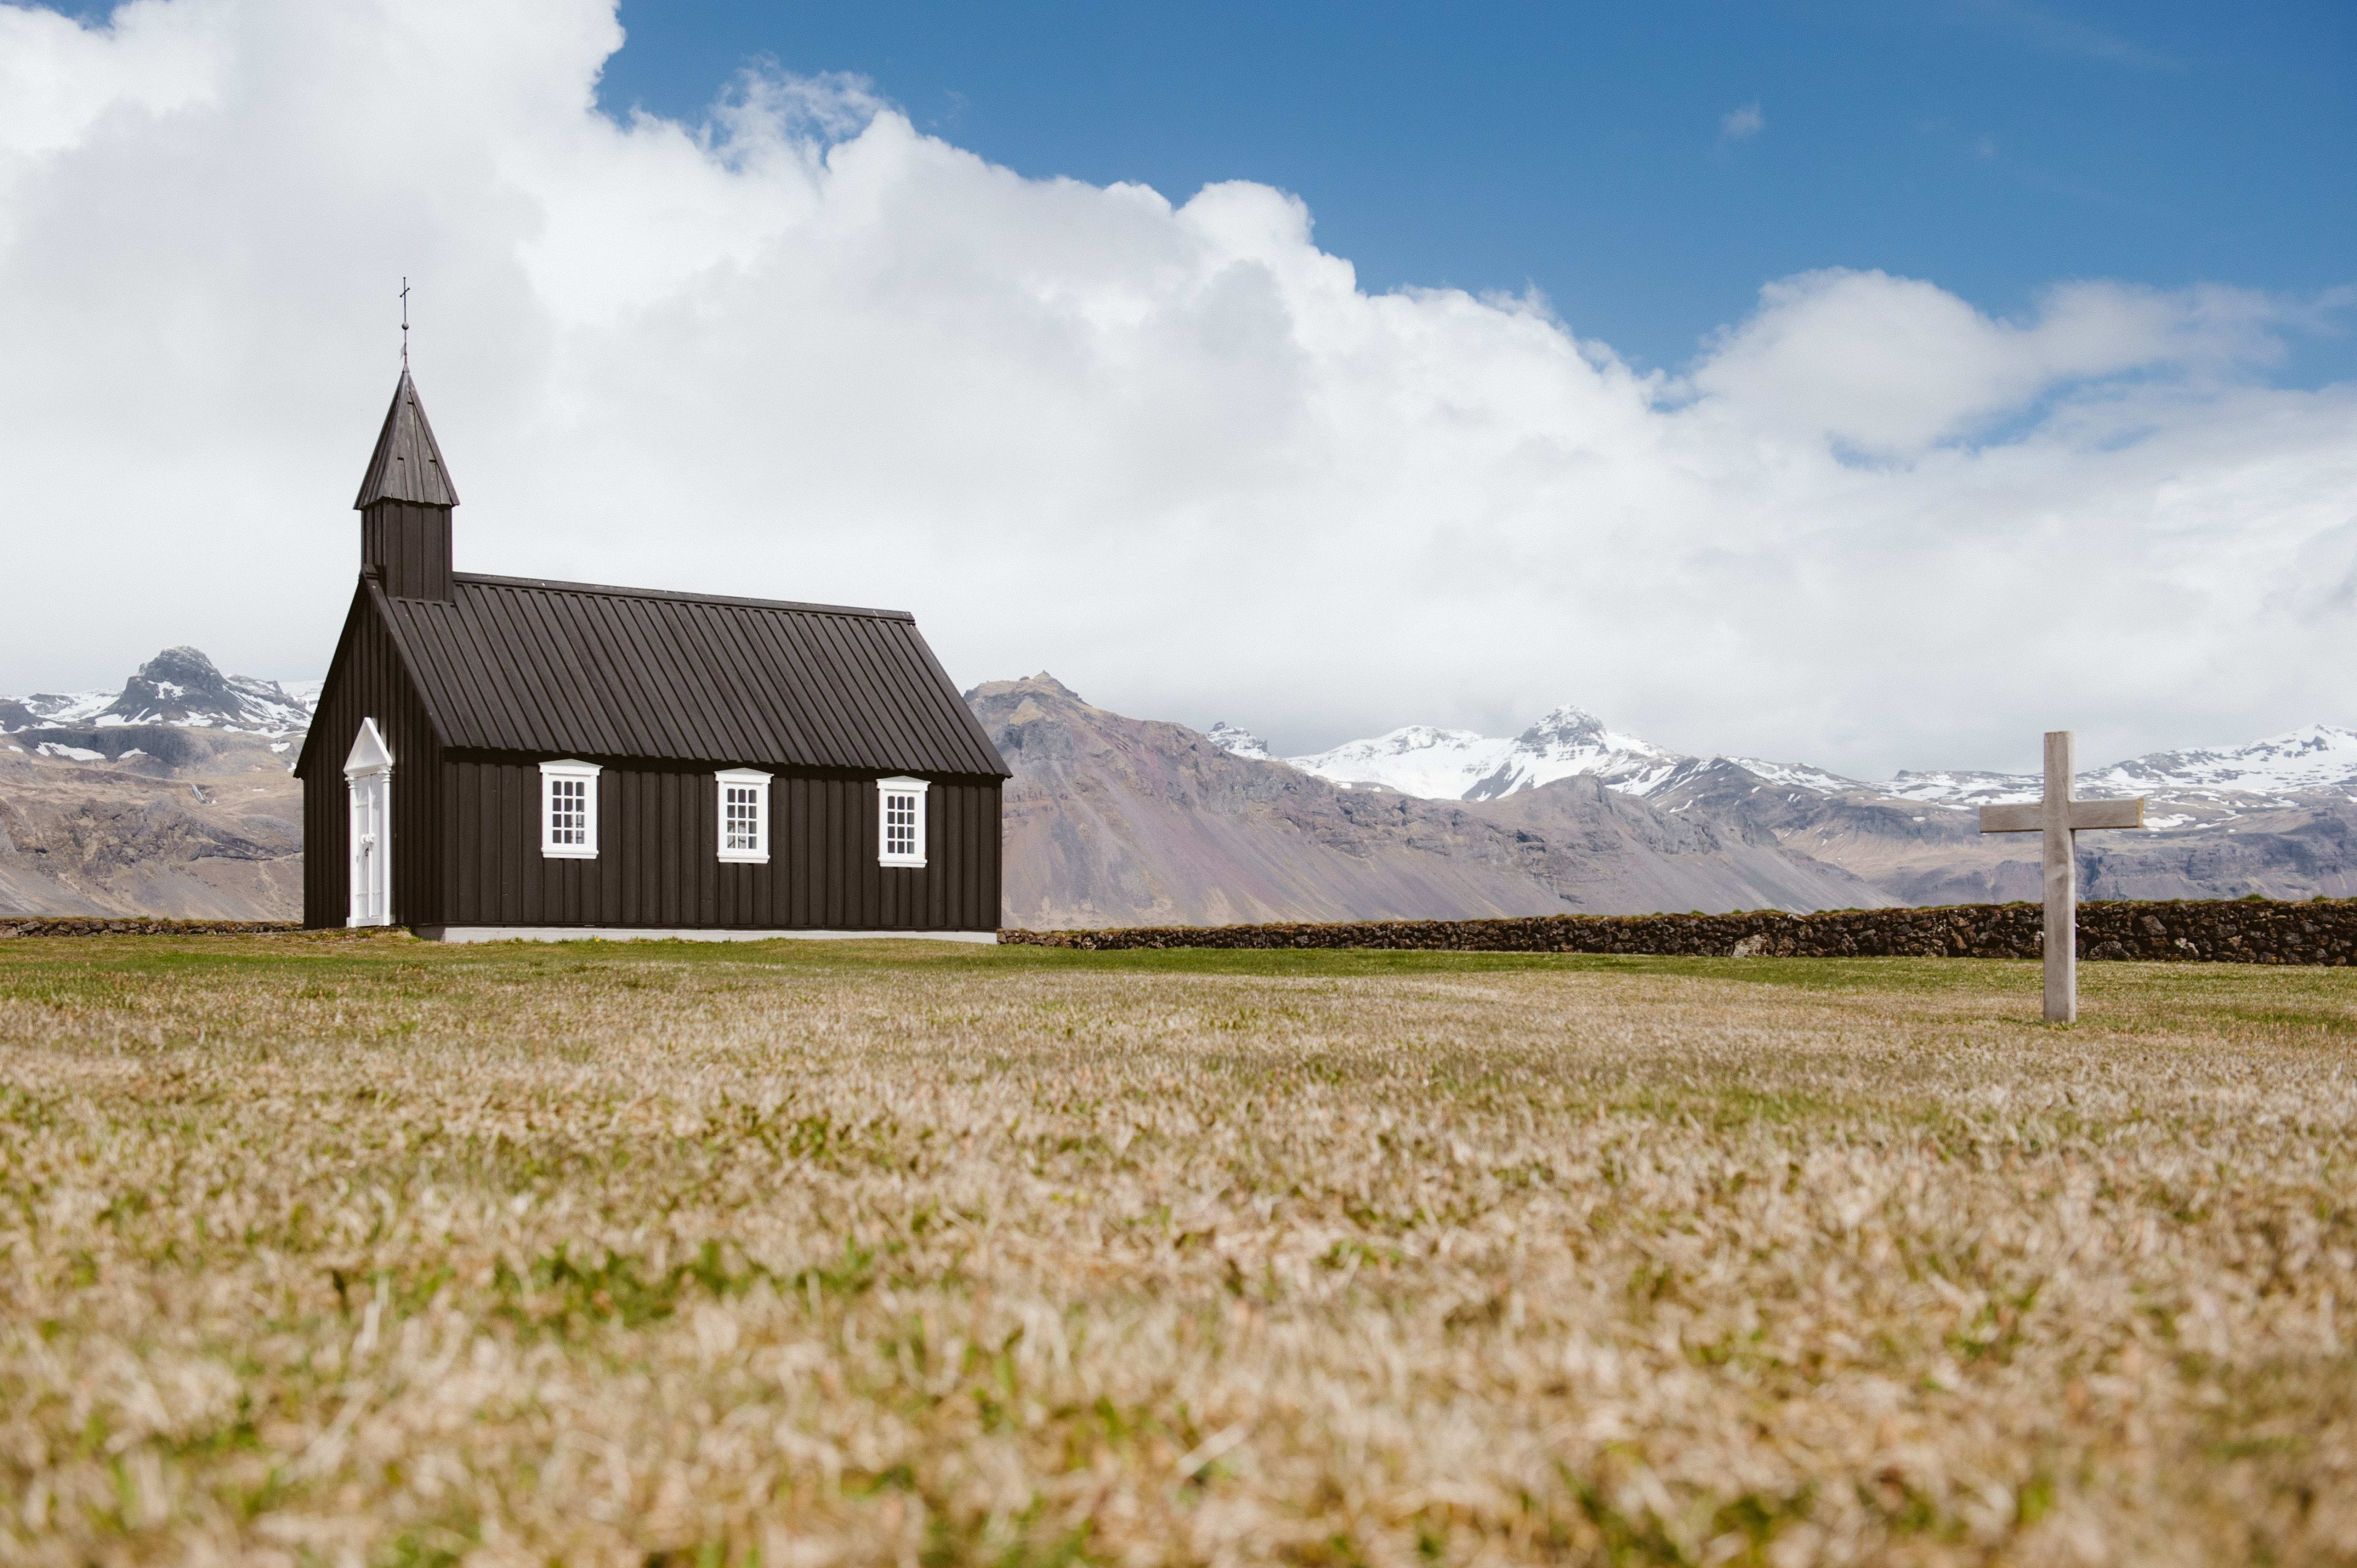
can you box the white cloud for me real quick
[0,0,2350,779]
[1681,268,2284,457]
[1719,102,1764,141]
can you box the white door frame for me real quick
[344,718,395,927]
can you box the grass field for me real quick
[1,937,2351,1567]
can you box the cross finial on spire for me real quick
[400,277,410,368]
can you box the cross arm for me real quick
[1979,798,2146,833]
[2069,798,2144,830]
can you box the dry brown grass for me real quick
[0,938,2352,1567]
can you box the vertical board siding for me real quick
[435,764,1000,931]
[299,593,444,929]
[361,503,453,601]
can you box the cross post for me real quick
[1978,730,2145,1023]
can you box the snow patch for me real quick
[1288,704,1684,801]
[1288,725,1513,799]
[1204,721,1273,761]
[1725,757,1870,794]
[1875,725,2357,805]
[6,690,114,727]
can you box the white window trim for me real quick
[344,718,394,928]
[541,759,601,859]
[877,775,929,868]
[716,768,772,864]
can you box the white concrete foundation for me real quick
[415,925,999,945]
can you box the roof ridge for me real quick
[452,573,916,622]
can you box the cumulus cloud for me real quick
[1719,102,1764,141]
[0,0,2351,778]
[1682,269,2285,457]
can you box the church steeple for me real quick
[355,368,458,599]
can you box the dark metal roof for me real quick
[355,368,460,509]
[374,573,1010,777]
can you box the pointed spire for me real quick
[354,367,459,509]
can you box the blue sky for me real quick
[598,0,2357,385]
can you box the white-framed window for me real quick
[344,718,394,927]
[716,768,771,863]
[877,775,928,867]
[540,759,600,858]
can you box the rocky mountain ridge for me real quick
[1246,704,2357,816]
[2,646,316,736]
[1206,704,2357,908]
[980,676,1886,927]
[9,646,2356,924]
[2,647,310,919]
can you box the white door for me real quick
[349,773,389,925]
[344,719,394,927]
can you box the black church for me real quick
[293,371,1008,941]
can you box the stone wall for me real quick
[0,917,305,938]
[12,903,2352,965]
[1002,898,2357,967]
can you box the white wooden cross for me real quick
[1979,730,2145,1023]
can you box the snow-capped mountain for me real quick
[1463,706,1684,799]
[1,647,315,736]
[1204,721,1272,760]
[1220,702,2357,813]
[1879,726,2357,808]
[1283,725,1514,797]
[1268,705,1683,800]
[0,689,115,729]
[2093,725,2357,800]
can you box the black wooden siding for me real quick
[438,763,1000,930]
[298,584,444,928]
[362,502,454,600]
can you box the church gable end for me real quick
[298,581,444,929]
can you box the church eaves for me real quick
[353,368,460,509]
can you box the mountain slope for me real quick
[973,675,1885,927]
[1648,757,2357,906]
[1,647,309,917]
[0,730,302,918]
[1250,700,2357,907]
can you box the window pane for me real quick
[724,784,761,852]
[884,791,918,856]
[550,777,589,845]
